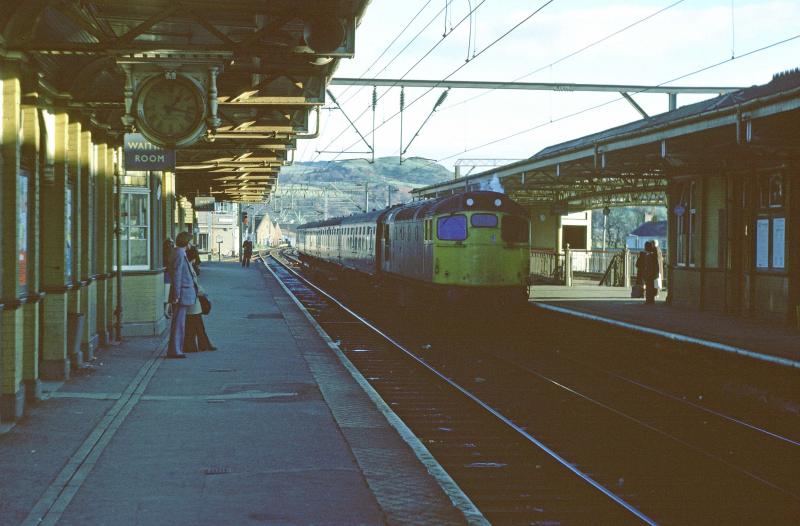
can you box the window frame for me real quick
[471,213,498,228]
[436,214,468,241]
[119,186,151,271]
[754,173,786,272]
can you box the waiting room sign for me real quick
[123,133,176,171]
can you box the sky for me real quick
[295,0,800,174]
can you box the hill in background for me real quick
[271,157,453,224]
[279,156,452,195]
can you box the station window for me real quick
[676,181,697,267]
[119,187,150,270]
[755,174,785,271]
[437,215,467,241]
[758,174,784,208]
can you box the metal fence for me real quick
[571,250,621,276]
[530,248,668,288]
[530,250,565,284]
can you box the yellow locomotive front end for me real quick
[429,193,530,304]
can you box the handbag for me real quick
[631,283,644,299]
[199,295,212,315]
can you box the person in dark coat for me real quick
[635,244,648,287]
[638,241,660,304]
[184,247,216,353]
[242,238,253,268]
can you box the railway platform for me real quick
[0,260,477,525]
[530,283,800,369]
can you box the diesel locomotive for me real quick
[295,191,531,306]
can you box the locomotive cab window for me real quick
[501,215,528,243]
[471,213,498,228]
[437,214,467,241]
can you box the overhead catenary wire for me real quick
[297,4,441,171]
[328,0,688,160]
[430,32,800,165]
[337,0,437,105]
[313,1,465,158]
[279,1,479,209]
[334,0,556,159]
[441,0,689,112]
[315,0,492,160]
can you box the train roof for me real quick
[297,208,387,229]
[388,191,527,221]
[297,191,526,229]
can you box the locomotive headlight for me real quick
[494,198,502,207]
[466,198,475,207]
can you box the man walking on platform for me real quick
[167,232,197,358]
[242,238,253,268]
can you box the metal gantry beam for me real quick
[329,78,743,95]
[330,77,744,122]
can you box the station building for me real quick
[0,0,371,422]
[0,78,181,418]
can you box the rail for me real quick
[263,251,657,524]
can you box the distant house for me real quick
[626,220,667,250]
[254,214,284,247]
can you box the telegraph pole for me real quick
[371,86,377,164]
[399,87,405,164]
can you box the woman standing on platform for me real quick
[184,246,217,353]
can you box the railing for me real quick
[530,249,565,284]
[531,247,668,289]
[571,250,622,277]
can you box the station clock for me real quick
[134,74,208,148]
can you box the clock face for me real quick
[136,75,206,147]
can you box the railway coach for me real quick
[296,191,531,306]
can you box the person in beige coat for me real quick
[184,245,216,353]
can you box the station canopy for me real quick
[1,0,371,202]
[413,69,800,214]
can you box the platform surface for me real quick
[0,261,470,525]
[530,281,800,366]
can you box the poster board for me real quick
[772,217,785,269]
[755,218,769,269]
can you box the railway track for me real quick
[262,251,800,525]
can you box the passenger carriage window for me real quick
[471,213,498,228]
[437,215,467,241]
[501,215,529,243]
